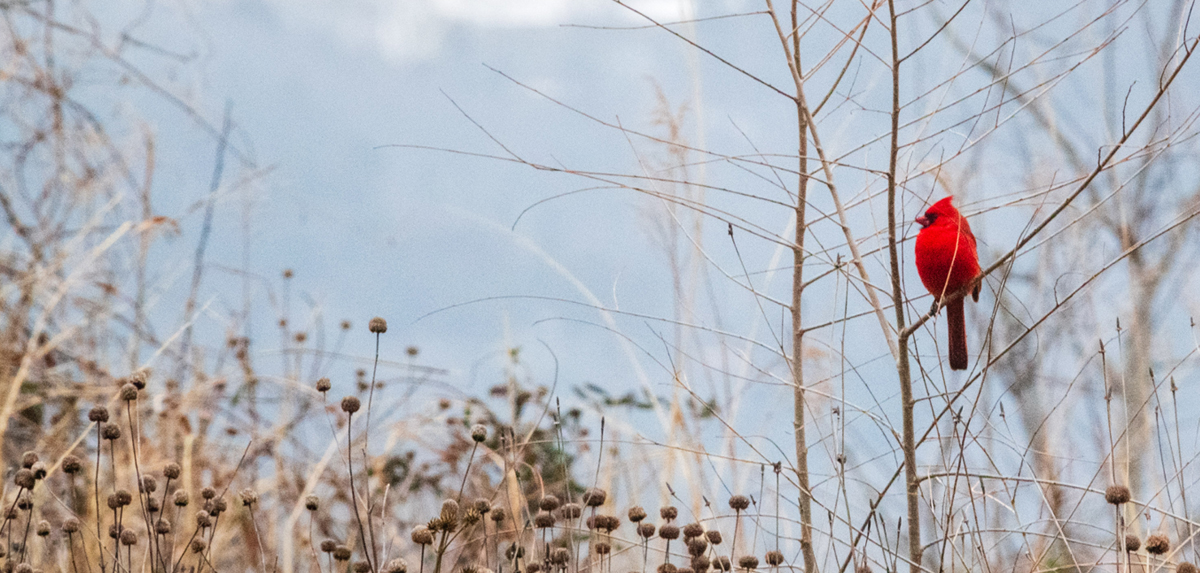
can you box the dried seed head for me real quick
[714,557,733,572]
[109,524,122,539]
[473,498,491,514]
[164,463,182,480]
[320,540,338,553]
[535,511,556,528]
[688,538,709,557]
[692,556,712,572]
[1106,485,1132,505]
[16,492,32,510]
[354,561,373,573]
[855,564,872,573]
[147,496,161,513]
[131,369,149,390]
[316,378,332,393]
[120,383,139,401]
[62,455,83,475]
[552,502,577,520]
[490,506,506,522]
[29,462,46,480]
[15,564,32,573]
[115,489,132,506]
[306,495,320,511]
[120,529,137,546]
[1178,563,1198,573]
[341,396,361,414]
[659,565,678,573]
[196,510,213,528]
[683,523,704,539]
[471,424,488,443]
[63,517,81,533]
[505,544,525,560]
[411,526,434,545]
[1125,535,1141,552]
[638,522,657,539]
[241,488,259,506]
[101,423,122,441]
[174,491,189,507]
[36,520,50,537]
[88,406,109,423]
[739,557,759,570]
[14,469,35,490]
[660,524,681,540]
[334,545,353,561]
[540,495,561,512]
[462,508,482,526]
[594,542,611,555]
[678,568,695,573]
[383,558,409,573]
[628,506,648,522]
[551,547,571,565]
[20,451,37,468]
[155,519,171,535]
[583,488,607,507]
[202,487,217,500]
[661,506,679,521]
[212,498,228,515]
[441,499,460,520]
[369,317,388,334]
[141,476,157,494]
[586,514,616,531]
[1146,534,1170,555]
[191,539,208,553]
[527,564,543,573]
[728,496,750,511]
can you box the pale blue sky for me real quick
[141,0,812,414]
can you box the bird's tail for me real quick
[947,297,968,370]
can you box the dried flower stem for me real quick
[457,442,479,500]
[125,401,156,565]
[346,411,374,572]
[249,503,268,573]
[19,496,34,562]
[363,330,383,567]
[67,531,80,573]
[95,427,106,573]
[310,513,323,573]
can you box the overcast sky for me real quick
[104,0,1200,487]
[132,0,809,423]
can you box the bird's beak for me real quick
[916,215,930,228]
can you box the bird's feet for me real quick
[928,301,939,317]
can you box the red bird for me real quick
[914,197,980,370]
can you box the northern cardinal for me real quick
[914,197,980,371]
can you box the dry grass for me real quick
[7,1,1200,573]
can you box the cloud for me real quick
[265,0,695,62]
